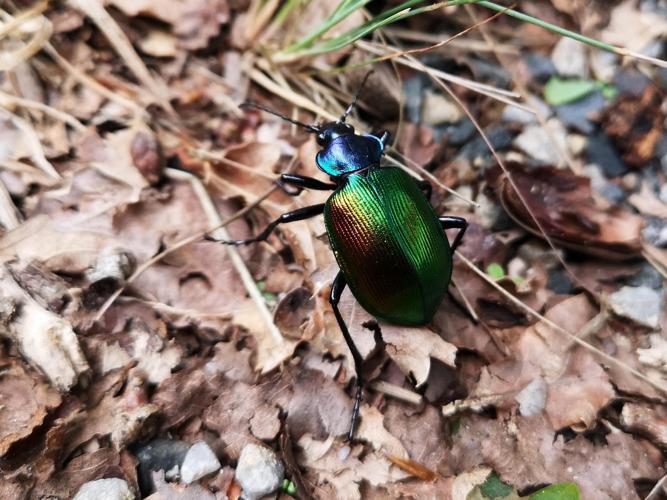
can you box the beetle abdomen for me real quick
[324,167,452,325]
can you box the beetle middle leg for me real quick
[208,203,325,245]
[330,271,365,441]
[439,216,468,252]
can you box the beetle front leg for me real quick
[439,216,468,252]
[207,203,325,245]
[276,174,337,196]
[330,271,365,441]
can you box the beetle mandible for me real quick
[215,74,468,440]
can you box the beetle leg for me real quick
[330,271,365,441]
[416,179,433,202]
[276,173,337,196]
[439,216,468,252]
[207,203,325,245]
[378,130,391,149]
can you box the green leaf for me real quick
[529,483,580,500]
[486,263,505,280]
[282,479,297,496]
[480,473,514,498]
[544,77,598,105]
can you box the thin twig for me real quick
[370,380,423,405]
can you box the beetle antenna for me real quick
[340,70,374,123]
[240,101,321,134]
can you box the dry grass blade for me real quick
[0,8,52,71]
[0,90,86,132]
[0,108,60,179]
[456,251,667,395]
[67,0,174,115]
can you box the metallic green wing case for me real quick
[324,167,452,325]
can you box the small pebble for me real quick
[514,120,567,166]
[585,134,629,177]
[643,218,667,248]
[555,91,607,134]
[609,286,662,329]
[181,441,221,484]
[421,90,462,125]
[524,52,557,83]
[403,75,426,123]
[551,37,588,78]
[136,439,190,494]
[590,50,618,82]
[73,478,134,500]
[235,443,285,500]
[502,95,551,125]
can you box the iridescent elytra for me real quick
[213,74,468,439]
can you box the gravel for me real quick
[235,443,285,500]
[609,286,662,329]
[73,478,134,500]
[180,441,222,484]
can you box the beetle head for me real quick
[316,121,355,147]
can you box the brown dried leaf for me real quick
[476,295,615,430]
[450,413,663,500]
[0,357,61,457]
[497,163,643,259]
[600,84,664,167]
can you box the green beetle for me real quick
[216,79,467,439]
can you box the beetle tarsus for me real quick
[330,271,366,441]
[211,204,325,246]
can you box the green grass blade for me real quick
[475,1,617,52]
[284,0,373,52]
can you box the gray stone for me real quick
[555,91,607,134]
[643,218,667,248]
[524,52,557,83]
[514,120,568,166]
[609,286,662,329]
[502,95,552,125]
[235,443,285,500]
[73,478,134,500]
[585,133,629,177]
[421,90,462,126]
[180,441,221,484]
[551,37,588,78]
[136,438,190,494]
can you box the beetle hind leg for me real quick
[330,271,365,441]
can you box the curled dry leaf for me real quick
[495,162,643,260]
[599,84,665,168]
[0,270,89,391]
[0,357,61,457]
[380,322,457,387]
